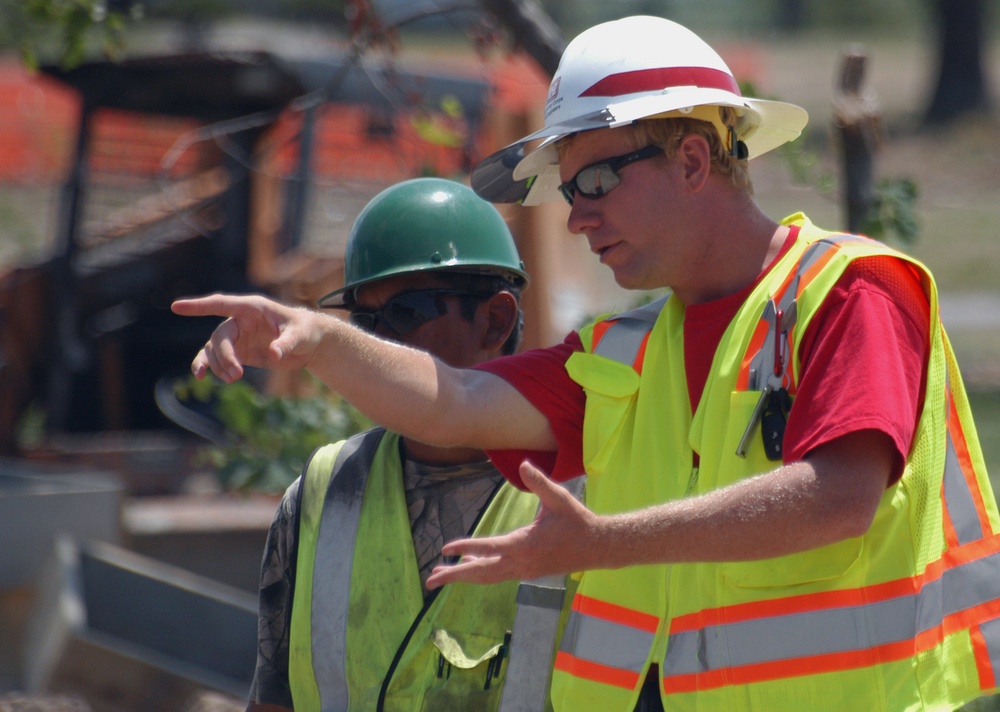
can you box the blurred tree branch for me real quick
[478,0,563,75]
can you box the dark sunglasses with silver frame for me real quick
[341,288,492,337]
[558,144,664,206]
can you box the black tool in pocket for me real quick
[760,388,792,461]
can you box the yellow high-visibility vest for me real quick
[289,428,558,711]
[551,214,1000,711]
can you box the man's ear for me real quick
[480,291,518,352]
[678,133,712,192]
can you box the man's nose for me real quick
[566,195,601,236]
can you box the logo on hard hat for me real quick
[546,77,562,106]
[544,77,563,120]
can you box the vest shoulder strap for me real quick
[591,295,668,369]
[299,427,387,711]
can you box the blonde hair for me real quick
[559,107,753,194]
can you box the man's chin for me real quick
[610,269,650,291]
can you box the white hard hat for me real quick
[472,16,809,205]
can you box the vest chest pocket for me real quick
[720,390,864,590]
[720,536,863,591]
[566,352,640,477]
[419,628,508,711]
[721,390,778,479]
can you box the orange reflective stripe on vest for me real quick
[661,533,1000,693]
[554,594,660,690]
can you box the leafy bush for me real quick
[173,374,372,493]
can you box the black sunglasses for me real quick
[346,288,491,336]
[558,144,664,206]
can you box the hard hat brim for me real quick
[471,94,808,206]
[317,262,529,309]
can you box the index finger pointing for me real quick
[171,294,250,319]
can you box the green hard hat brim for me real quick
[318,263,528,308]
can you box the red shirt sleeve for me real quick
[474,333,586,489]
[783,256,930,483]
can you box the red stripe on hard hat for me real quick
[580,67,740,97]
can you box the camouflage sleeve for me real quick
[247,477,301,707]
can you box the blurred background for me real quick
[0,1,997,710]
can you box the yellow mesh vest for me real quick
[289,429,544,711]
[552,215,1000,711]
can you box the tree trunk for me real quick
[924,0,991,125]
[834,49,881,234]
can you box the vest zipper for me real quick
[377,587,442,711]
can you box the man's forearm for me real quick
[599,467,863,568]
[593,431,891,570]
[297,315,466,446]
[304,315,554,452]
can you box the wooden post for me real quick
[833,47,883,234]
[482,55,558,350]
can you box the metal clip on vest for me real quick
[736,300,796,459]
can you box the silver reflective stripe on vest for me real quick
[745,299,779,391]
[592,296,667,366]
[310,430,384,712]
[560,608,655,675]
[662,548,1000,680]
[979,616,1000,683]
[745,236,856,389]
[497,576,567,712]
[498,475,585,712]
[944,435,985,545]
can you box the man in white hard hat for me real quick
[174,16,1000,712]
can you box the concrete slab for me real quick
[0,459,122,590]
[121,494,277,594]
[23,538,257,711]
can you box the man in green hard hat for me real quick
[240,178,557,712]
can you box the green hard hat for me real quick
[319,178,529,307]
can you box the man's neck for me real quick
[675,205,784,306]
[402,437,489,468]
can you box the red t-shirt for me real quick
[478,231,930,490]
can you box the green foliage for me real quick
[411,94,467,149]
[778,137,920,246]
[861,178,920,245]
[779,140,838,197]
[0,194,49,267]
[3,0,141,69]
[743,79,921,247]
[173,375,372,493]
[14,401,47,450]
